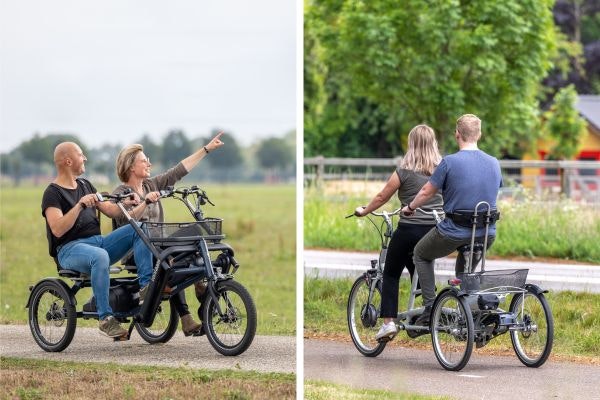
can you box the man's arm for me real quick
[44,192,97,237]
[401,181,438,215]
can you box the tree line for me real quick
[0,129,296,185]
[304,0,598,159]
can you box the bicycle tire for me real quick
[509,289,553,367]
[28,281,77,352]
[347,275,386,357]
[135,299,179,344]
[203,279,256,356]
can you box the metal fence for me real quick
[304,156,600,202]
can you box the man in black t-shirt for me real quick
[41,142,153,338]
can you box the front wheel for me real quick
[202,279,256,356]
[509,289,553,367]
[347,276,386,357]
[28,281,77,352]
[431,290,474,371]
[135,299,179,344]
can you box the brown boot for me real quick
[181,313,202,337]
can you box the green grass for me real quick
[0,184,295,335]
[1,357,295,400]
[305,381,451,400]
[304,189,600,263]
[304,277,600,358]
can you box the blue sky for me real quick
[0,0,296,152]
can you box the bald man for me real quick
[41,142,153,338]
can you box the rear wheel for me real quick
[28,281,77,352]
[347,276,386,357]
[431,290,474,371]
[510,289,553,367]
[135,299,179,344]
[203,280,256,356]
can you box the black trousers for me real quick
[380,223,436,318]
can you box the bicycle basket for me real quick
[144,219,224,246]
[457,269,528,292]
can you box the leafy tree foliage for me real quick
[305,0,558,158]
[543,84,587,159]
[256,137,293,169]
[161,129,191,167]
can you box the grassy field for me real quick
[0,184,296,335]
[304,188,600,263]
[1,357,295,400]
[305,277,600,359]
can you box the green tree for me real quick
[543,84,587,159]
[256,137,293,169]
[305,0,558,157]
[161,129,191,167]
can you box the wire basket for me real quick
[457,269,528,292]
[144,219,224,246]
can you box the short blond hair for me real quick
[400,124,441,175]
[456,114,481,142]
[116,144,143,182]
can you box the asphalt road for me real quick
[304,338,600,400]
[304,249,600,293]
[0,324,295,374]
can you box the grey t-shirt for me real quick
[396,168,444,225]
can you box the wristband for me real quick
[203,145,210,154]
[407,203,415,211]
[145,198,152,205]
[79,202,87,209]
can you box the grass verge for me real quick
[305,381,451,400]
[0,356,294,400]
[305,277,600,360]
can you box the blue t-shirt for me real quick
[429,149,503,239]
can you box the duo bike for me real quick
[27,185,257,356]
[347,203,553,371]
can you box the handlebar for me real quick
[347,207,443,223]
[159,185,215,206]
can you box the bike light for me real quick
[448,278,462,286]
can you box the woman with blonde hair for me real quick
[354,124,443,341]
[112,132,224,336]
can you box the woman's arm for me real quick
[355,171,401,217]
[180,131,224,172]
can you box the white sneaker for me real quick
[375,321,397,341]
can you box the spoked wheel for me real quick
[28,281,77,352]
[347,276,386,357]
[509,288,553,367]
[431,289,474,371]
[135,299,179,344]
[202,279,256,356]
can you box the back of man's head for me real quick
[456,114,481,142]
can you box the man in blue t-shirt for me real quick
[401,114,503,326]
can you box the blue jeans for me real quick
[57,224,153,320]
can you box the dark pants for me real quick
[380,223,436,318]
[413,227,495,307]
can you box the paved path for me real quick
[305,338,600,400]
[304,249,600,293]
[0,324,295,374]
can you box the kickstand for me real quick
[113,321,135,342]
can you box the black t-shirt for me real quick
[41,178,101,256]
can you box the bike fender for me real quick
[437,286,469,298]
[25,278,77,308]
[524,283,548,295]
